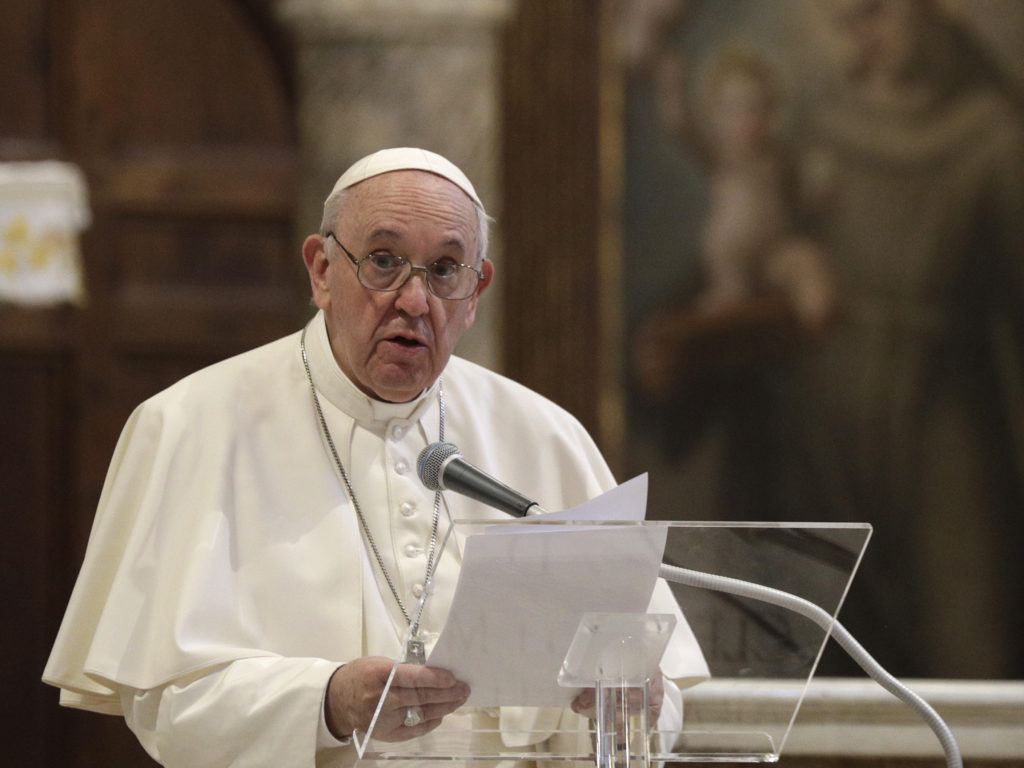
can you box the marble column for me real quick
[276,0,513,371]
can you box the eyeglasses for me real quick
[325,232,485,301]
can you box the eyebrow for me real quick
[366,228,468,256]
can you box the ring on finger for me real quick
[404,706,423,728]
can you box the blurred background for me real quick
[1,1,1021,765]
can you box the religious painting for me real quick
[613,0,1024,680]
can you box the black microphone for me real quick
[416,441,543,517]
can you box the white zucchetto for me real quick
[328,147,484,211]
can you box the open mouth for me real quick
[387,335,424,348]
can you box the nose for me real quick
[394,268,431,316]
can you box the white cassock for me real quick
[43,310,709,767]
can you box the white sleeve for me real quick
[120,656,349,768]
[317,666,352,749]
[655,676,684,753]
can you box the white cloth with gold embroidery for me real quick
[0,161,89,305]
[43,310,708,767]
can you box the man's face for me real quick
[304,170,493,403]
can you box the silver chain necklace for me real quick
[300,326,444,664]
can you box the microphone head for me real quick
[417,441,461,491]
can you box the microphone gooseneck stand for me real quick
[416,442,962,768]
[657,563,962,768]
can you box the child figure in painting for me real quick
[659,44,835,330]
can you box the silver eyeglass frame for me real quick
[324,231,485,301]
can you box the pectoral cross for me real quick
[404,636,427,665]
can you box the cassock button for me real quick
[412,583,424,598]
[395,460,409,475]
[404,543,421,558]
[391,425,405,440]
[400,501,416,517]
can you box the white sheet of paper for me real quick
[426,475,667,706]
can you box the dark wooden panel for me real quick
[0,305,77,350]
[501,0,603,438]
[1,1,303,765]
[0,0,52,139]
[0,350,77,767]
[73,0,294,150]
[109,213,299,293]
[93,148,298,218]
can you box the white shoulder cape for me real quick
[43,314,708,717]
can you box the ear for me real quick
[303,234,331,310]
[462,258,494,330]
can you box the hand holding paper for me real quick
[425,475,668,706]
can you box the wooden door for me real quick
[0,1,305,764]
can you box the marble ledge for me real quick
[682,677,1024,760]
[275,0,514,42]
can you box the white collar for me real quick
[304,310,439,427]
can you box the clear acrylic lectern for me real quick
[353,518,871,765]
